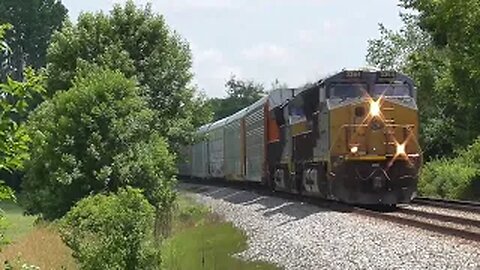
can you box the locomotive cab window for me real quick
[372,83,411,97]
[329,83,366,99]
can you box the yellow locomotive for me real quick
[181,69,421,206]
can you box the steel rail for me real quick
[412,197,480,214]
[396,207,480,228]
[354,208,480,243]
[179,179,480,242]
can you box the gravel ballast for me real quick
[180,183,480,270]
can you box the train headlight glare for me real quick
[350,146,358,154]
[396,143,406,156]
[370,100,381,117]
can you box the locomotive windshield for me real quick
[372,83,411,97]
[329,83,366,99]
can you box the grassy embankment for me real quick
[0,201,77,269]
[162,195,279,270]
[0,196,278,270]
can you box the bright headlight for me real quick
[350,146,358,154]
[370,99,381,117]
[396,143,406,156]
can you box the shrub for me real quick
[113,134,177,238]
[419,159,478,199]
[419,138,480,200]
[21,68,176,220]
[61,187,160,270]
[457,137,480,165]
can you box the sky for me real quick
[62,0,405,98]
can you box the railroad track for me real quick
[354,198,480,243]
[412,197,480,214]
[179,179,480,242]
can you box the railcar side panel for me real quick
[191,140,208,178]
[208,124,225,178]
[245,101,266,182]
[224,115,245,181]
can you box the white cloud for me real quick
[322,20,339,34]
[108,0,149,5]
[296,19,345,49]
[194,49,224,64]
[63,0,403,98]
[298,29,316,45]
[190,45,242,97]
[213,64,242,79]
[157,0,243,10]
[193,63,243,97]
[107,0,240,11]
[242,43,292,65]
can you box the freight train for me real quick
[179,69,422,205]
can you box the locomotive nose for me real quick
[331,158,419,205]
[342,98,419,159]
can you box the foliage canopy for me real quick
[0,23,46,250]
[22,68,176,219]
[0,0,67,79]
[208,76,266,121]
[366,9,463,159]
[0,24,45,189]
[368,0,480,199]
[47,1,210,148]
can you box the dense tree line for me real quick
[46,1,211,151]
[367,0,480,200]
[0,0,66,190]
[208,76,266,121]
[0,25,46,247]
[0,0,67,81]
[0,0,211,267]
[207,76,289,122]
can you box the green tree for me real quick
[366,13,458,159]
[21,68,176,222]
[370,1,480,199]
[61,187,160,270]
[405,0,480,145]
[366,13,431,71]
[0,25,45,180]
[0,24,12,82]
[208,76,266,121]
[46,1,210,148]
[0,0,67,80]
[0,24,45,247]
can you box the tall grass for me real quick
[0,226,77,269]
[0,202,77,269]
[0,201,36,243]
